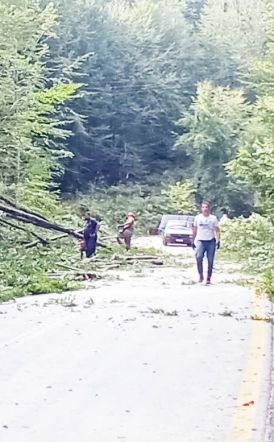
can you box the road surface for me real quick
[0,238,272,442]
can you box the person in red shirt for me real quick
[117,212,136,250]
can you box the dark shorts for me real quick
[118,229,133,248]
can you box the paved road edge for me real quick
[226,289,271,442]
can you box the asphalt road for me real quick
[0,239,271,442]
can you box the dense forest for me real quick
[0,0,274,299]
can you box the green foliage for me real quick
[0,1,57,192]
[161,181,196,214]
[53,0,192,188]
[176,81,253,214]
[71,181,198,235]
[260,269,274,300]
[48,0,244,191]
[0,277,76,303]
[200,0,266,74]
[0,0,80,217]
[0,236,79,302]
[227,0,274,217]
[70,184,167,234]
[221,214,274,271]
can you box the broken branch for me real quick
[0,204,83,240]
[0,217,49,245]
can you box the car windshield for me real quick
[159,214,194,231]
[166,221,192,229]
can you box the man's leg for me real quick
[206,239,216,283]
[195,241,206,282]
[124,231,132,251]
[117,232,124,245]
[86,236,96,258]
[85,238,92,258]
[90,234,97,256]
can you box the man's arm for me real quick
[215,225,220,249]
[192,225,197,242]
[192,218,198,249]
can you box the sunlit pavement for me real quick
[0,242,271,442]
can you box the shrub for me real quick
[221,213,274,272]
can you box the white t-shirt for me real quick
[194,214,218,241]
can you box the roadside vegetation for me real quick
[220,215,274,297]
[0,0,273,301]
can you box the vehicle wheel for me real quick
[163,238,168,246]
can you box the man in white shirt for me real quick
[192,202,220,284]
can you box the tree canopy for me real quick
[0,0,272,216]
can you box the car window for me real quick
[166,222,192,228]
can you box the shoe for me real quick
[206,279,211,285]
[198,275,204,283]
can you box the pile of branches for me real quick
[48,254,164,281]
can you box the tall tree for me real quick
[0,0,79,213]
[45,0,238,191]
[200,0,266,78]
[176,81,253,214]
[228,0,274,217]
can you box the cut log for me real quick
[54,263,101,280]
[113,255,159,261]
[151,259,164,266]
[56,262,83,272]
[48,270,101,280]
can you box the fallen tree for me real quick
[0,196,111,250]
[0,195,48,220]
[0,203,83,239]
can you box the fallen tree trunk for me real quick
[0,199,110,249]
[0,195,48,220]
[0,203,83,240]
[25,234,109,250]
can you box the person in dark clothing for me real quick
[83,212,98,258]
